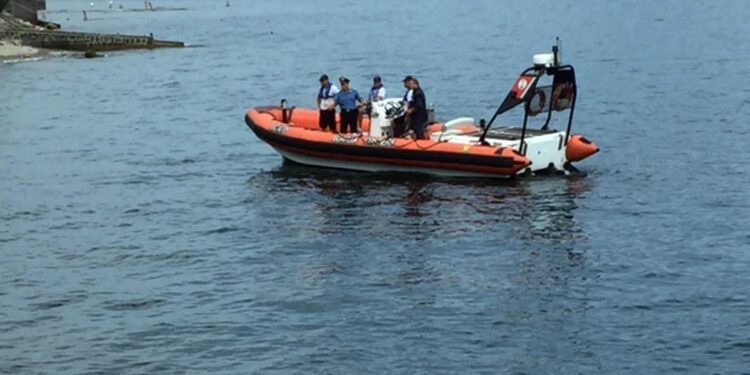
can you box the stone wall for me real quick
[3,0,46,24]
[0,28,184,51]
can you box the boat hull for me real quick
[245,107,531,178]
[272,145,517,178]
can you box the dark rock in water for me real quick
[84,50,100,58]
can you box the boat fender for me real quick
[552,82,574,111]
[444,117,475,130]
[525,88,546,116]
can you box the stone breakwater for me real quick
[0,10,183,55]
[0,28,184,51]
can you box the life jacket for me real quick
[319,84,334,99]
[370,86,380,101]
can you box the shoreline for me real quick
[0,39,40,61]
[1,9,183,61]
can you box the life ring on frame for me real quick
[524,88,546,116]
[552,82,575,111]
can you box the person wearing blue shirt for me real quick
[333,76,362,134]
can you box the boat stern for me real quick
[496,146,532,172]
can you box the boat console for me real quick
[368,98,404,138]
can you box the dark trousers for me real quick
[393,115,426,139]
[340,109,358,133]
[393,116,407,137]
[319,110,336,131]
[411,114,427,139]
[412,121,426,139]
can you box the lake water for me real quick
[2,0,750,373]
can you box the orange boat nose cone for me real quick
[566,135,599,162]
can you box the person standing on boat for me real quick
[359,75,387,129]
[333,76,362,134]
[406,78,428,140]
[393,75,414,137]
[317,74,339,132]
[369,75,386,102]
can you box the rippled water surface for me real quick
[2,0,750,373]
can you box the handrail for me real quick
[478,66,539,146]
[478,64,577,155]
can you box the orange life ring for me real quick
[552,82,575,111]
[524,88,546,116]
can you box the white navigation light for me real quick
[533,53,555,68]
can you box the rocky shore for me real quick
[0,11,41,61]
[0,38,39,60]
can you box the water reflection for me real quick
[245,163,598,371]
[402,179,432,218]
[247,162,593,245]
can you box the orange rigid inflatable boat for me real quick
[245,41,598,178]
[246,107,531,177]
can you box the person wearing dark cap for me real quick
[369,75,386,102]
[317,74,340,132]
[406,78,428,139]
[401,75,414,109]
[333,76,362,134]
[359,75,387,130]
[393,75,414,137]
